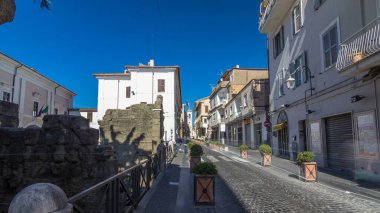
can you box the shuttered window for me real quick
[158,79,165,92]
[205,106,209,113]
[273,26,285,58]
[126,87,131,98]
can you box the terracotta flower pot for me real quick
[194,175,215,206]
[241,150,248,159]
[299,162,317,182]
[262,153,271,166]
[352,52,363,63]
[190,156,201,171]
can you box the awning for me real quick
[272,123,286,131]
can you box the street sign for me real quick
[264,120,270,128]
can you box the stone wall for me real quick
[99,95,164,170]
[0,100,18,128]
[0,115,117,212]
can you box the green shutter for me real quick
[302,51,308,83]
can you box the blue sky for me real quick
[0,0,267,109]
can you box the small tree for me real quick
[0,0,51,26]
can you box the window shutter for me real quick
[288,62,296,77]
[302,51,308,83]
[158,79,165,92]
[126,87,131,98]
[281,26,285,50]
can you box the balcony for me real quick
[336,17,380,76]
[259,0,293,34]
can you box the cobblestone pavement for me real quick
[202,146,380,213]
[144,152,245,213]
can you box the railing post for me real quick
[146,156,152,189]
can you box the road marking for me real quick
[169,182,179,186]
[218,155,232,161]
[205,155,219,162]
[231,156,249,163]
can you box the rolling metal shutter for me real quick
[325,113,355,176]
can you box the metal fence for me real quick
[67,154,161,213]
[336,16,380,71]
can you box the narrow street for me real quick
[201,146,380,212]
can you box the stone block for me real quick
[42,115,89,129]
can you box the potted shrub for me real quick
[190,144,203,171]
[192,162,217,206]
[187,142,194,156]
[259,144,272,166]
[296,151,317,182]
[240,144,248,159]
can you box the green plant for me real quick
[240,144,248,152]
[187,142,194,151]
[259,144,272,155]
[190,144,203,157]
[192,162,218,175]
[296,151,316,165]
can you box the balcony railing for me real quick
[336,17,380,72]
[259,0,274,31]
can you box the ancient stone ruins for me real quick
[0,96,164,212]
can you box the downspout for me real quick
[54,86,60,114]
[12,64,22,102]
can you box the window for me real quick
[243,94,248,107]
[322,24,338,69]
[126,86,131,98]
[54,108,58,115]
[2,91,10,102]
[33,101,39,117]
[205,106,209,113]
[293,4,302,34]
[314,0,326,10]
[158,79,165,92]
[203,118,207,123]
[273,26,285,58]
[87,112,93,122]
[230,106,233,116]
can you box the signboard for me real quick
[264,121,270,128]
[355,111,378,158]
[220,123,226,132]
[310,122,322,154]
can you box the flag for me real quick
[37,105,49,117]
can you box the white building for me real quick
[69,108,99,129]
[259,0,380,180]
[0,52,75,127]
[186,109,193,137]
[93,60,182,141]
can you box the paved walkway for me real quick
[143,152,245,213]
[220,144,380,200]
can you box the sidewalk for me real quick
[219,144,380,200]
[141,152,245,213]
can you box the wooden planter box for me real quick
[241,150,248,159]
[194,175,215,206]
[299,162,317,182]
[190,156,201,171]
[261,154,271,166]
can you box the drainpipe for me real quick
[12,64,22,102]
[54,86,60,114]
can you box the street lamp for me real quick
[285,66,315,152]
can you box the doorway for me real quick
[277,111,289,159]
[254,123,262,149]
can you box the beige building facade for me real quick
[194,96,210,139]
[0,52,75,127]
[260,0,380,181]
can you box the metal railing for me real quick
[67,154,161,213]
[259,0,275,31]
[336,16,380,71]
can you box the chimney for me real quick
[148,59,155,67]
[236,65,240,68]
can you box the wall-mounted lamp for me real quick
[132,91,135,95]
[280,104,290,108]
[351,95,365,103]
[306,110,315,115]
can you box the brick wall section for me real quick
[0,100,18,127]
[0,115,117,212]
[99,95,164,170]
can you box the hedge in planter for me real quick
[240,144,248,159]
[190,144,203,171]
[192,162,217,206]
[296,151,317,182]
[187,142,194,155]
[259,144,272,166]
